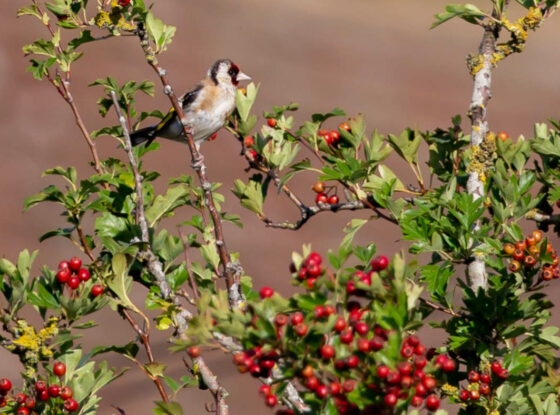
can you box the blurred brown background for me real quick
[1,0,560,413]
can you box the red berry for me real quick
[58,260,70,270]
[354,321,369,336]
[24,397,35,409]
[91,284,104,297]
[328,195,339,205]
[17,408,29,415]
[38,390,49,401]
[294,323,308,337]
[423,376,436,390]
[434,354,448,367]
[306,262,321,277]
[324,305,336,315]
[259,286,274,299]
[320,344,335,359]
[54,361,66,377]
[291,312,304,325]
[244,136,255,147]
[401,345,414,358]
[369,336,385,351]
[60,386,73,400]
[56,268,71,283]
[329,382,341,395]
[479,382,490,396]
[414,344,427,355]
[63,398,79,412]
[414,355,427,369]
[267,118,277,128]
[469,390,480,400]
[0,378,11,392]
[67,275,80,289]
[468,370,480,383]
[491,361,502,375]
[69,257,82,272]
[312,182,325,193]
[16,393,27,405]
[274,314,288,326]
[425,394,440,411]
[316,384,329,399]
[35,380,47,393]
[301,365,314,378]
[459,389,469,401]
[247,149,258,159]
[497,131,509,141]
[334,317,346,332]
[305,376,319,390]
[497,368,509,379]
[480,373,491,384]
[259,384,271,397]
[330,130,340,142]
[371,255,389,271]
[442,358,456,372]
[342,380,355,393]
[377,365,389,378]
[356,337,370,353]
[339,328,354,344]
[118,0,130,6]
[315,193,328,204]
[411,395,423,407]
[415,383,427,397]
[77,268,90,281]
[397,361,412,376]
[313,305,325,319]
[400,375,413,389]
[386,370,401,385]
[48,384,60,397]
[406,335,421,347]
[339,122,351,132]
[188,346,201,358]
[384,393,397,407]
[346,355,359,368]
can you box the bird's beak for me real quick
[236,72,251,82]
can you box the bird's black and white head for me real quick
[208,59,251,88]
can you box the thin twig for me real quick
[419,298,462,318]
[120,307,169,403]
[184,356,229,415]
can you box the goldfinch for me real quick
[130,59,251,149]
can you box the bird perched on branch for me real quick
[130,59,251,149]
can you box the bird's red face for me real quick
[228,62,251,86]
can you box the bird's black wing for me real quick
[180,84,204,111]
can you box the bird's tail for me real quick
[130,125,158,146]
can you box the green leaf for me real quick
[146,185,190,227]
[232,179,264,216]
[145,12,176,53]
[153,401,183,415]
[431,3,486,28]
[235,82,259,122]
[107,253,137,311]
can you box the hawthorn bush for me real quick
[2,1,560,414]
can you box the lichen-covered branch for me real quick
[465,19,500,291]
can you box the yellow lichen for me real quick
[467,132,497,184]
[442,383,458,394]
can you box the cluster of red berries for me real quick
[317,121,351,146]
[503,230,559,280]
[233,347,280,384]
[237,288,455,412]
[0,363,78,414]
[289,251,324,290]
[370,337,454,412]
[458,361,508,403]
[312,181,339,206]
[56,257,104,297]
[243,136,258,160]
[346,255,389,295]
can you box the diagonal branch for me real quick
[136,27,244,310]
